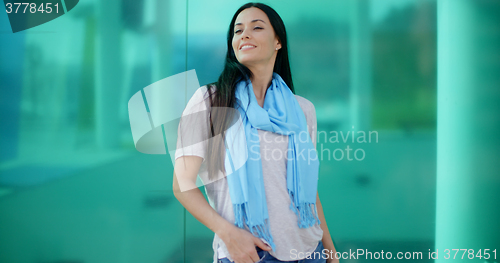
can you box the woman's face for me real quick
[232,7,281,68]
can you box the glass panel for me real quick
[435,0,500,256]
[0,0,186,262]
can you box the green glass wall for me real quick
[1,0,498,262]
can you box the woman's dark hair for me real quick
[205,2,294,180]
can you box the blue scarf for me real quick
[223,72,320,251]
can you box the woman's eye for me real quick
[235,27,262,34]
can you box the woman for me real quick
[173,2,338,263]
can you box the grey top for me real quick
[175,85,323,263]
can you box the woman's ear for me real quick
[275,36,282,50]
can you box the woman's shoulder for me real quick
[182,85,214,116]
[186,84,216,108]
[294,94,315,114]
[197,84,217,102]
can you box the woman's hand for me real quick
[218,224,272,263]
[174,156,270,262]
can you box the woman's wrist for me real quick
[213,217,235,241]
[322,240,339,263]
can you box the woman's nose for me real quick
[241,30,250,39]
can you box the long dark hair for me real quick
[205,2,294,180]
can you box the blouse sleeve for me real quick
[296,95,317,151]
[174,86,212,162]
[308,103,317,151]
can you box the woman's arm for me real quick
[316,192,340,263]
[173,156,271,263]
[173,156,230,236]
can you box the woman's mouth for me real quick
[240,45,256,51]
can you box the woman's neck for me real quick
[248,65,274,105]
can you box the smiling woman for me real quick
[173,2,338,263]
[232,10,282,81]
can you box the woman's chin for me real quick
[238,59,258,67]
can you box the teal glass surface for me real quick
[1,0,498,263]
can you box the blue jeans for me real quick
[218,241,326,263]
